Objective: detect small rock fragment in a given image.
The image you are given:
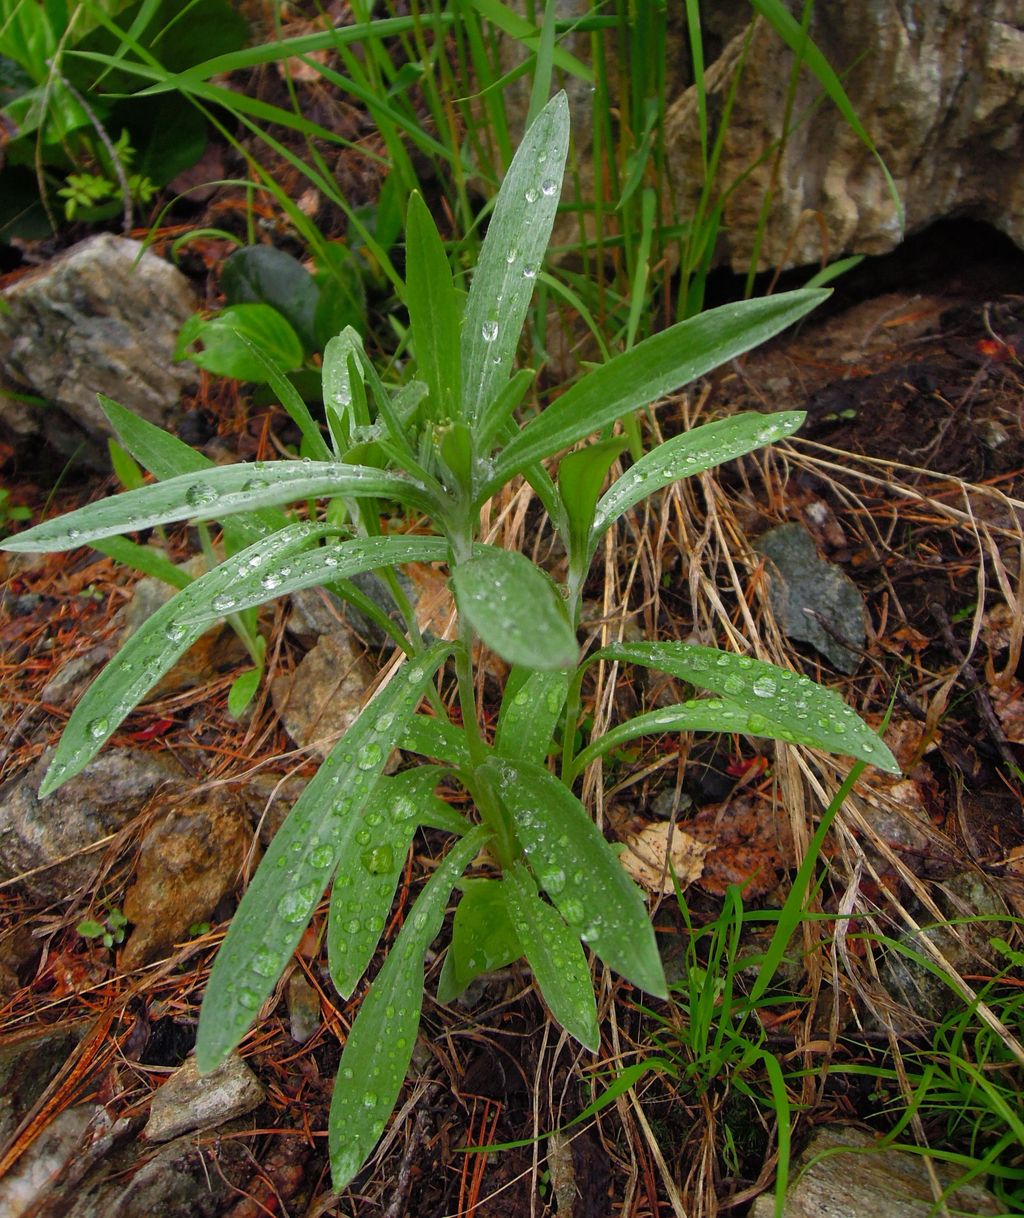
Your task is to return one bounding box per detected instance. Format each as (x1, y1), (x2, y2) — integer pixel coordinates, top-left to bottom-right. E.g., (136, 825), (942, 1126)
(287, 970), (322, 1044)
(270, 631), (374, 758)
(144, 1054), (264, 1144)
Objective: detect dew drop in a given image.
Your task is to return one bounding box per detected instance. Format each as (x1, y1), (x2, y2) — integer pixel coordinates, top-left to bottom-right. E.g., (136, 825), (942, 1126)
(540, 178), (558, 196)
(561, 897), (584, 924)
(752, 676), (776, 698)
(212, 593), (236, 613)
(374, 712), (394, 732)
(481, 320), (499, 343)
(361, 845), (394, 875)
(252, 947), (277, 978)
(522, 264), (538, 279)
(87, 716), (109, 740)
(363, 1092), (378, 1109)
(261, 572), (282, 591)
(746, 712), (768, 733)
(185, 481), (217, 508)
(505, 248), (518, 264)
(346, 917), (361, 933)
(165, 620), (187, 642)
(524, 186), (539, 203)
(357, 742), (382, 771)
(310, 844), (334, 869)
(238, 987), (260, 1010)
(723, 674), (744, 696)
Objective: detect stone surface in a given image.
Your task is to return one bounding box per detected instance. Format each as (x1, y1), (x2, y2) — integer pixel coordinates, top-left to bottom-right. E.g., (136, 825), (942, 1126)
(144, 1053), (264, 1143)
(755, 523), (866, 673)
(748, 1125), (1002, 1217)
(0, 749), (181, 900)
(287, 970), (322, 1044)
(0, 234), (196, 463)
(121, 787), (251, 968)
(270, 630), (374, 759)
(662, 0), (1024, 271)
(0, 1024), (83, 1144)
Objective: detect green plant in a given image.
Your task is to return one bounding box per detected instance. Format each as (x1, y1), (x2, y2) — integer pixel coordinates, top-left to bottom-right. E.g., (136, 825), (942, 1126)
(2, 94), (899, 1191)
(0, 487), (31, 537)
(77, 903), (128, 947)
(0, 0), (246, 239)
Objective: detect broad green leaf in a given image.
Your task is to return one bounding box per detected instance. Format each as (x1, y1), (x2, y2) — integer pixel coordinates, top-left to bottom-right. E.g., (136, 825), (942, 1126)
(2, 460), (436, 553)
(99, 394), (288, 548)
(591, 412), (805, 551)
(196, 642), (456, 1074)
(484, 290), (828, 495)
(329, 825), (489, 1191)
(462, 91), (569, 427)
(227, 668), (261, 717)
(494, 667), (569, 765)
(480, 756), (666, 998)
(328, 767), (439, 998)
(503, 863), (599, 1051)
(558, 436), (628, 570)
(179, 535), (449, 626)
(436, 878), (522, 1003)
(399, 714), (473, 767)
(176, 303), (304, 381)
(590, 642), (899, 774)
(39, 522), (329, 795)
(220, 245), (320, 351)
(406, 191), (461, 419)
(451, 547), (577, 671)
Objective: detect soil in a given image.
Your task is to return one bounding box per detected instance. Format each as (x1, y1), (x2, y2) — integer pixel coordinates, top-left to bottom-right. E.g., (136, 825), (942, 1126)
(1, 166), (1023, 1218)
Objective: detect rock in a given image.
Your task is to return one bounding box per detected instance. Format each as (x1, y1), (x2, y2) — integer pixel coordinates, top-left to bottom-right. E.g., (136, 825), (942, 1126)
(879, 870), (1010, 1025)
(748, 1124), (1002, 1217)
(121, 787), (251, 968)
(663, 1), (1024, 271)
(270, 630), (374, 759)
(0, 235), (196, 465)
(239, 771), (308, 846)
(288, 568), (418, 650)
(755, 522), (866, 673)
(286, 970), (322, 1044)
(0, 1103), (126, 1218)
(0, 749), (181, 901)
(0, 1023), (84, 1144)
(144, 1054), (264, 1144)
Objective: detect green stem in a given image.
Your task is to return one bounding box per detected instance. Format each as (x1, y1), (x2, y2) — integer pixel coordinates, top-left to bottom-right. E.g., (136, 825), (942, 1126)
(560, 664), (586, 786)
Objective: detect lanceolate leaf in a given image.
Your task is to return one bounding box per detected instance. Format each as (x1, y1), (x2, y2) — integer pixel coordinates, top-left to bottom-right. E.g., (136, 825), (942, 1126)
(436, 878), (523, 1004)
(406, 191), (461, 419)
(399, 714), (473, 767)
(329, 767), (446, 998)
(588, 642), (900, 774)
(484, 290), (828, 495)
(40, 522), (330, 796)
(480, 756), (667, 999)
(494, 667), (570, 765)
(462, 91), (569, 427)
(180, 535), (449, 626)
(591, 412), (805, 550)
(451, 547), (577, 671)
(3, 461), (436, 552)
(196, 642), (455, 1074)
(329, 825), (490, 1191)
(99, 394), (287, 547)
(558, 436), (628, 571)
(504, 864), (599, 1051)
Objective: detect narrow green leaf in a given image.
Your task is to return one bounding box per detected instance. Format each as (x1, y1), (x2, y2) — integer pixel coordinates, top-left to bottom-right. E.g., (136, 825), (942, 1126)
(451, 547), (577, 671)
(436, 878), (522, 1003)
(504, 863), (599, 1051)
(485, 291), (828, 493)
(406, 191), (461, 419)
(495, 667), (569, 765)
(227, 668), (261, 718)
(558, 436), (628, 568)
(590, 642), (899, 774)
(399, 714), (474, 767)
(2, 461), (436, 553)
(108, 438), (145, 491)
(40, 522), (329, 795)
(99, 394), (288, 548)
(233, 333), (334, 461)
(480, 756), (667, 999)
(178, 304), (305, 381)
(196, 642), (456, 1074)
(91, 537), (192, 590)
(592, 412), (805, 547)
(328, 767), (442, 998)
(180, 535), (449, 627)
(462, 91), (569, 426)
(329, 825), (490, 1191)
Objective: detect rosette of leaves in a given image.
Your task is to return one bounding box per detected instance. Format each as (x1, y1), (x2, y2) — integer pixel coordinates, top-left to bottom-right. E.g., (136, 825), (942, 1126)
(3, 93), (898, 1191)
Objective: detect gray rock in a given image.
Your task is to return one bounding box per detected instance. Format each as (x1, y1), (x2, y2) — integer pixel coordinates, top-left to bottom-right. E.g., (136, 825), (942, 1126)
(144, 1054), (264, 1144)
(880, 870), (1010, 1025)
(0, 235), (196, 464)
(0, 749), (181, 900)
(0, 1023), (83, 1144)
(270, 630), (374, 759)
(662, 0), (1024, 271)
(755, 523), (865, 673)
(287, 970), (322, 1044)
(288, 568), (418, 650)
(749, 1124), (1002, 1217)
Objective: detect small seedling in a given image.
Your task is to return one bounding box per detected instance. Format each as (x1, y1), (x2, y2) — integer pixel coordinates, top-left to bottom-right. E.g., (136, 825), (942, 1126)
(3, 94), (898, 1191)
(77, 905), (128, 949)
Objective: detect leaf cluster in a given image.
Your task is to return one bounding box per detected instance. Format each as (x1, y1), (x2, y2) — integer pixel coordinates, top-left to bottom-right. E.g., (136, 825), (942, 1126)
(2, 93), (898, 1191)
